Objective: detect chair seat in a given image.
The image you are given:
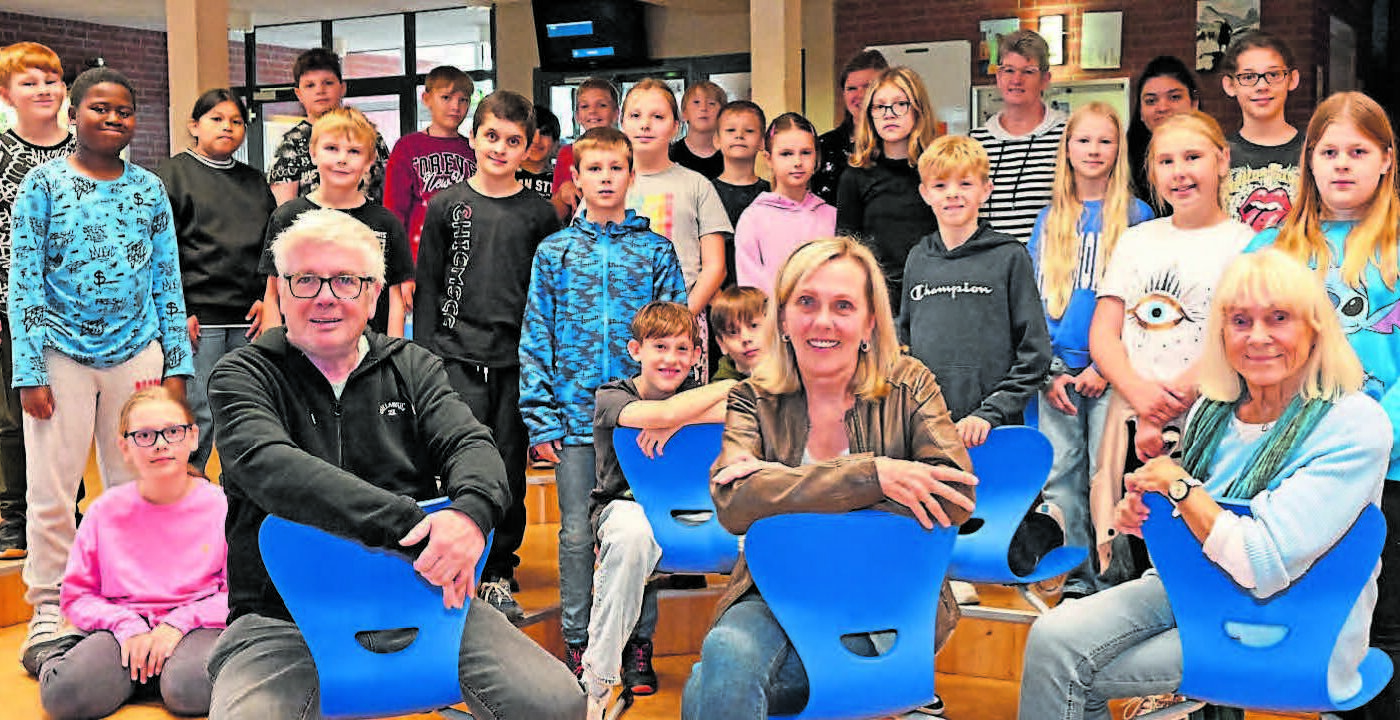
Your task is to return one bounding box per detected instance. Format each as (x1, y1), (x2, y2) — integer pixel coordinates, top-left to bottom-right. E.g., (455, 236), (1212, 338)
(948, 426), (1089, 585)
(745, 510), (957, 719)
(613, 423), (739, 574)
(1142, 493), (1392, 711)
(259, 497), (491, 718)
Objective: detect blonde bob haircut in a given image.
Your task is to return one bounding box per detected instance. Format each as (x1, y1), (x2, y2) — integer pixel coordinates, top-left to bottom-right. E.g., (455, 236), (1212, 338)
(1197, 249), (1363, 403)
(1145, 110), (1230, 213)
(310, 107), (379, 161)
(751, 237), (900, 401)
(271, 208), (387, 284)
(850, 66), (937, 170)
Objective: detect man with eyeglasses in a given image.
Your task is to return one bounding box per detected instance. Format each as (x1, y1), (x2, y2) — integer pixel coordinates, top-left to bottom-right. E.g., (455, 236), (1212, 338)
(969, 29), (1065, 244)
(1220, 31), (1303, 232)
(204, 209), (585, 719)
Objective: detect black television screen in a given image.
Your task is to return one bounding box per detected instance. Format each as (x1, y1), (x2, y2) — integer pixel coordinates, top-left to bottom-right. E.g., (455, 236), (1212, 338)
(532, 0), (649, 69)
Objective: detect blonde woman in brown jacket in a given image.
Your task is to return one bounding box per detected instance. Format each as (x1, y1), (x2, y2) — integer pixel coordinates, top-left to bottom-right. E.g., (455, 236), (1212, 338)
(680, 237), (978, 719)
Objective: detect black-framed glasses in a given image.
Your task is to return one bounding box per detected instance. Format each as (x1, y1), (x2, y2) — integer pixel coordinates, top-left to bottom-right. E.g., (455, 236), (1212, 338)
(124, 424), (192, 447)
(872, 100), (912, 118)
(283, 273), (375, 300)
(1230, 70), (1289, 87)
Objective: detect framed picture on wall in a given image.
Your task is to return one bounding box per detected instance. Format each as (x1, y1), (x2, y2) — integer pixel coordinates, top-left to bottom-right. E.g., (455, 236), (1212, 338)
(1039, 15), (1065, 66)
(1081, 12), (1123, 69)
(979, 18), (1022, 76)
(1196, 0), (1260, 72)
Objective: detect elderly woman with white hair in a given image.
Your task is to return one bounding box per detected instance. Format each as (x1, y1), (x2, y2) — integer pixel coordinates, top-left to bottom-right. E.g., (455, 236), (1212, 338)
(1019, 248), (1392, 720)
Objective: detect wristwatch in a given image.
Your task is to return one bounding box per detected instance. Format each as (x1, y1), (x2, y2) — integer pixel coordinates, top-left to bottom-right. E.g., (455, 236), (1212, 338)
(1167, 476), (1203, 509)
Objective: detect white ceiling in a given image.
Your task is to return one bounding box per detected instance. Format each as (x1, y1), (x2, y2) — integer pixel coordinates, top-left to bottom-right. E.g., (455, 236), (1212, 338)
(1, 0), (495, 31)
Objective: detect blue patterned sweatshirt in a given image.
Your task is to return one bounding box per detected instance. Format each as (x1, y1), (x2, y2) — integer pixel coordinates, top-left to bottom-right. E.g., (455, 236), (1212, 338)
(519, 210), (687, 447)
(1248, 222), (1400, 481)
(8, 159), (195, 386)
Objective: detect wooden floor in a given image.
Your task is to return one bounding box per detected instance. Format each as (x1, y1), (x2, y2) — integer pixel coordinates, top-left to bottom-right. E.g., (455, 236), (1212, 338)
(0, 456), (1320, 720)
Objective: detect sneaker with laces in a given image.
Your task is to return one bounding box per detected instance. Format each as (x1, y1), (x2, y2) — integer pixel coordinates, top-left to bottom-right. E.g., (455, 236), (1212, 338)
(0, 518), (25, 559)
(19, 605), (80, 676)
(1122, 693), (1189, 717)
(478, 577), (526, 626)
(565, 642), (586, 681)
(911, 694), (945, 716)
(621, 638), (657, 696)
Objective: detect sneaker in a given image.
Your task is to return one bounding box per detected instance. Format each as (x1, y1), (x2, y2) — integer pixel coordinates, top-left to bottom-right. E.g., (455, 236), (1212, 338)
(478, 577), (526, 626)
(911, 694), (945, 715)
(1122, 693), (1188, 717)
(19, 605), (79, 676)
(565, 642), (586, 681)
(0, 518), (25, 559)
(951, 580), (980, 606)
(621, 638), (658, 696)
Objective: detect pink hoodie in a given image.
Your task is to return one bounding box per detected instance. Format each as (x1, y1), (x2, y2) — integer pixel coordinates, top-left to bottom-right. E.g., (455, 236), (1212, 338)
(734, 191), (837, 295)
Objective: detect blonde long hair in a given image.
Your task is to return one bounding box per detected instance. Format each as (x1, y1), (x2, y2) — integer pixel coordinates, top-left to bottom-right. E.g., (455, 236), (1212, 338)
(849, 66), (937, 170)
(751, 237), (900, 400)
(1039, 102), (1134, 319)
(1146, 110), (1230, 213)
(1271, 91), (1400, 289)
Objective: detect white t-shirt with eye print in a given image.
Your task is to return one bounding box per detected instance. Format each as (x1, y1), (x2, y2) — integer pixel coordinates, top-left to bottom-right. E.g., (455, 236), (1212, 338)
(1098, 216), (1253, 382)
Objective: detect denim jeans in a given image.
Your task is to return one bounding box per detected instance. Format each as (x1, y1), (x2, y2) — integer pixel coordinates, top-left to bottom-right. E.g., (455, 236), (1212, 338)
(555, 445), (597, 644)
(681, 592), (809, 719)
(190, 327), (250, 472)
(207, 606), (584, 720)
(583, 500), (662, 689)
(40, 628), (219, 718)
(1018, 572), (1182, 720)
(1038, 385), (1113, 595)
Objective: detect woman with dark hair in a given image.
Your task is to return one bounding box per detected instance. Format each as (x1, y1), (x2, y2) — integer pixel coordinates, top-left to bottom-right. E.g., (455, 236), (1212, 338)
(1127, 56), (1200, 207)
(811, 49), (888, 204)
(155, 88), (277, 473)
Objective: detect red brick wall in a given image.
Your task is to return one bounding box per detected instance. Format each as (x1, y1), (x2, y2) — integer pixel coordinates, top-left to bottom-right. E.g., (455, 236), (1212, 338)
(834, 0), (1375, 135)
(0, 10), (168, 168)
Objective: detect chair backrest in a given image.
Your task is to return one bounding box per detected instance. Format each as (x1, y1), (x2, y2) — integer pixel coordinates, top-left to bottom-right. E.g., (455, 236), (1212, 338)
(948, 425), (1087, 584)
(1142, 492), (1392, 711)
(744, 510), (958, 719)
(259, 498), (491, 718)
(613, 423), (739, 573)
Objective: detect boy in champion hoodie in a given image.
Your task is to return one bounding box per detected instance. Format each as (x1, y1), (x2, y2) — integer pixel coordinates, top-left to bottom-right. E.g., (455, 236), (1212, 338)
(968, 29), (1065, 243)
(900, 134), (1059, 588)
(518, 127), (686, 676)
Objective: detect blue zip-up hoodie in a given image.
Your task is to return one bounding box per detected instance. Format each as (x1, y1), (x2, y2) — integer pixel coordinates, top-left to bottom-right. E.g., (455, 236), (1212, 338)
(519, 210), (687, 447)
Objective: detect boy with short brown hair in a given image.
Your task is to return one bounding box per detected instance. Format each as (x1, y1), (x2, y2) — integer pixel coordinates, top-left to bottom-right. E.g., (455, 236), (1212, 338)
(708, 286), (767, 380)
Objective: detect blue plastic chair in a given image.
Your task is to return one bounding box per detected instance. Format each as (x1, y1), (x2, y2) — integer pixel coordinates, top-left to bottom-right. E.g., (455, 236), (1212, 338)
(948, 425), (1088, 585)
(1142, 493), (1393, 712)
(744, 510), (958, 719)
(613, 423), (739, 573)
(259, 497), (492, 719)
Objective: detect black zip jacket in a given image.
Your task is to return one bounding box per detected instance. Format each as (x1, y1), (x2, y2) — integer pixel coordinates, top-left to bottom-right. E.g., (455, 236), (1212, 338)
(209, 328), (509, 622)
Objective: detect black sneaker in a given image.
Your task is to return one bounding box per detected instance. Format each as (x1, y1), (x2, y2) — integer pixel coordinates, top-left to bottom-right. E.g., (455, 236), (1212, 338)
(565, 641), (586, 681)
(621, 638), (657, 696)
(478, 578), (526, 626)
(0, 518), (25, 559)
(913, 694), (945, 716)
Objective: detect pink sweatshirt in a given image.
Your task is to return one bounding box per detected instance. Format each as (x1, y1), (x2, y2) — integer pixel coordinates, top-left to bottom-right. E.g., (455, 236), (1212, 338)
(734, 191), (836, 295)
(60, 480), (229, 642)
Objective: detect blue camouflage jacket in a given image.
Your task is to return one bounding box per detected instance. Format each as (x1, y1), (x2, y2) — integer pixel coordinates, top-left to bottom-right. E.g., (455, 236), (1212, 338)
(519, 210), (687, 447)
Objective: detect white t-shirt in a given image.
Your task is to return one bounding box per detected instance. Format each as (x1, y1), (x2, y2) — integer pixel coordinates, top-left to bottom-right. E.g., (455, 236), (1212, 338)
(1098, 216), (1253, 382)
(626, 163), (732, 291)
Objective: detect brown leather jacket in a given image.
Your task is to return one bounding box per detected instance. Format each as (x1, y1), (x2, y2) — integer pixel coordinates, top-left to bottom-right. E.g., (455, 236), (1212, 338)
(709, 355), (975, 642)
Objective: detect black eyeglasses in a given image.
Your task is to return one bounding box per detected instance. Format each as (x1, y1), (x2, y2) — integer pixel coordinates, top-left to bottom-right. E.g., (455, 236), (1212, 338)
(1230, 70), (1290, 87)
(283, 273), (375, 300)
(872, 100), (912, 118)
(124, 424), (192, 447)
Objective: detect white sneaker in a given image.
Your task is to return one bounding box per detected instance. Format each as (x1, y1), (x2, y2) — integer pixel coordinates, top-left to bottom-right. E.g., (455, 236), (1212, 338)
(19, 604), (81, 675)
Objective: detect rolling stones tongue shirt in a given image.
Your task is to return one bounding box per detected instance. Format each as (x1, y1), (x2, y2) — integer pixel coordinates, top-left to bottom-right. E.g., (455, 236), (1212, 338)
(1098, 217), (1253, 384)
(1225, 131), (1304, 232)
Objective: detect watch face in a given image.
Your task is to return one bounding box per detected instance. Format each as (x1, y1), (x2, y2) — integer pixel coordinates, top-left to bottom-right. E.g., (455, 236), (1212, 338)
(1169, 478), (1189, 502)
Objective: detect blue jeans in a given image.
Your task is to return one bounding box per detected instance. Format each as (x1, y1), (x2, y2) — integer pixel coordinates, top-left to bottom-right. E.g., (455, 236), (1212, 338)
(681, 593), (809, 719)
(207, 607), (584, 719)
(190, 327), (250, 472)
(1018, 572), (1183, 720)
(1038, 385), (1113, 595)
